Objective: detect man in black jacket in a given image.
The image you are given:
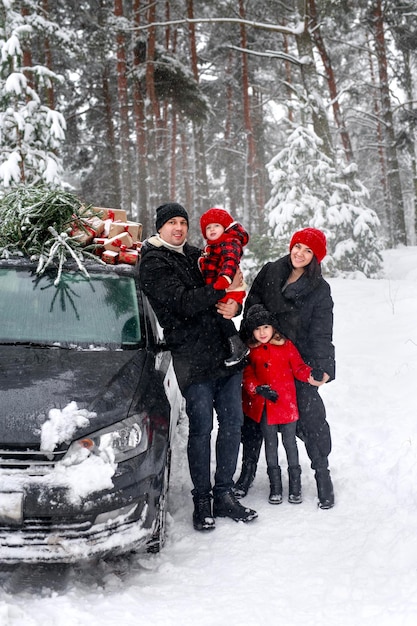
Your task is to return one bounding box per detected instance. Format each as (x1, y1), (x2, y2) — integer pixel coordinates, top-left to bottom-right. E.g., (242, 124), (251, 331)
(139, 203), (257, 531)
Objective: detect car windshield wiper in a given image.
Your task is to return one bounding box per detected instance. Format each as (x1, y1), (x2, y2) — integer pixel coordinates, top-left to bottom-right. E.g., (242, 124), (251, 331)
(0, 340), (72, 349)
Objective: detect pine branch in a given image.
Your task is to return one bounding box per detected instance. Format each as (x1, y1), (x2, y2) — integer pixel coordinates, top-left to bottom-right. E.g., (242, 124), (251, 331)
(0, 185), (100, 285)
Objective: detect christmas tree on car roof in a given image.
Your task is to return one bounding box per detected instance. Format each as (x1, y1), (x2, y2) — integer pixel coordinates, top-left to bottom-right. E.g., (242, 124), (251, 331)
(0, 185), (142, 285)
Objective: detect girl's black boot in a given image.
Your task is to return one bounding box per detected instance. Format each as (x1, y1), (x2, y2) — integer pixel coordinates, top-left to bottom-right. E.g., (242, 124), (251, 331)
(267, 466), (282, 504)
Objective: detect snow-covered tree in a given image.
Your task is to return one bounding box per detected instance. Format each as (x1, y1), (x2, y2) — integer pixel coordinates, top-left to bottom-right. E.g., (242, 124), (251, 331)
(0, 1), (66, 190)
(265, 123), (383, 278)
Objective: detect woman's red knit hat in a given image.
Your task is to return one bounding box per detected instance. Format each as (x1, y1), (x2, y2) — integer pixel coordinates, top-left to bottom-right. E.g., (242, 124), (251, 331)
(200, 207), (234, 237)
(289, 228), (327, 263)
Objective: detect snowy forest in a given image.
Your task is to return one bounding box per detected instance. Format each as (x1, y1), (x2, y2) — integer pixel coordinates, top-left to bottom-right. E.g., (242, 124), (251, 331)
(0, 0), (416, 277)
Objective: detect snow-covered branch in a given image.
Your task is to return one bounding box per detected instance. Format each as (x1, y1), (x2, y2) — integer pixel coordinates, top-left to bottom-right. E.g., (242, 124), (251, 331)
(132, 16), (304, 37)
(227, 45), (303, 66)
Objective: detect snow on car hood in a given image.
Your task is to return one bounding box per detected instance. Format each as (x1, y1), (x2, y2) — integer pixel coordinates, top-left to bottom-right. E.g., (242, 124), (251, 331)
(0, 345), (145, 446)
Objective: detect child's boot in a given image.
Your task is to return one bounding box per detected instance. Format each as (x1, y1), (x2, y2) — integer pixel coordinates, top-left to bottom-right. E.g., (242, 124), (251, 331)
(288, 465), (302, 504)
(224, 335), (249, 367)
(267, 466), (282, 504)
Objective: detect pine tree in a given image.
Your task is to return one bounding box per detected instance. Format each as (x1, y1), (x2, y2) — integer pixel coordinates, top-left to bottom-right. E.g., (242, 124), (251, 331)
(265, 122), (383, 278)
(0, 2), (66, 190)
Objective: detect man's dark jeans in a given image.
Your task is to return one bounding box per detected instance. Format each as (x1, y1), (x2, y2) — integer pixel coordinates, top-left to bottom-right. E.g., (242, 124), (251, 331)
(183, 372), (243, 498)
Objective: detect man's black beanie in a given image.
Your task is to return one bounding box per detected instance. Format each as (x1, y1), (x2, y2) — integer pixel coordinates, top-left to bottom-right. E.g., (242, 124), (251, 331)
(155, 203), (189, 231)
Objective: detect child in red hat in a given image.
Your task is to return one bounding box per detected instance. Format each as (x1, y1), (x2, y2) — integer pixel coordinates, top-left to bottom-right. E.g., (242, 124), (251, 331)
(199, 207), (249, 366)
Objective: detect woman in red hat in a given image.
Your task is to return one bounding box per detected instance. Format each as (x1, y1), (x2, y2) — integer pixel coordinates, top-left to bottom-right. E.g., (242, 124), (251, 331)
(234, 227), (336, 509)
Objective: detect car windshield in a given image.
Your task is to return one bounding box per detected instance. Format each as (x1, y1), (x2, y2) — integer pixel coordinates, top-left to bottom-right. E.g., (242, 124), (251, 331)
(0, 268), (141, 349)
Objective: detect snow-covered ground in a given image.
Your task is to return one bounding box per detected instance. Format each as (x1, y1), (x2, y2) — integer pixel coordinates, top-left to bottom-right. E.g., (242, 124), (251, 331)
(1, 247), (417, 626)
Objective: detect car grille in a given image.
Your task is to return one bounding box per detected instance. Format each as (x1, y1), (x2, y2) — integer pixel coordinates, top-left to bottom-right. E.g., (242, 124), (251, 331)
(0, 502), (148, 563)
(0, 518), (92, 535)
(0, 447), (66, 471)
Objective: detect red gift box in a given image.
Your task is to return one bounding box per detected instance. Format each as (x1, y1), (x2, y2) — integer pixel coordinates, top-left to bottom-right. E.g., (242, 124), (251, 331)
(104, 232), (133, 251)
(83, 216), (105, 236)
(70, 224), (95, 245)
(70, 215), (106, 244)
(108, 221), (142, 242)
(102, 250), (119, 265)
(119, 248), (139, 265)
(92, 237), (106, 257)
(93, 207), (127, 222)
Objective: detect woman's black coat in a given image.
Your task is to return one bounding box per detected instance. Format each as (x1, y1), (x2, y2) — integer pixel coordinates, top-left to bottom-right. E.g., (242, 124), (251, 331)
(244, 254), (335, 380)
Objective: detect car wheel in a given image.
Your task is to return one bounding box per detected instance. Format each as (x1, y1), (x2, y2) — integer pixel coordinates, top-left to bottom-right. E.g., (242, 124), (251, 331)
(147, 447), (171, 554)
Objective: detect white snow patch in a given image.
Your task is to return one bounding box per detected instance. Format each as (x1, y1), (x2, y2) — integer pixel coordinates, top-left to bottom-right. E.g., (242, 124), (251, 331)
(40, 401), (96, 453)
(1, 249), (417, 625)
(52, 452), (116, 504)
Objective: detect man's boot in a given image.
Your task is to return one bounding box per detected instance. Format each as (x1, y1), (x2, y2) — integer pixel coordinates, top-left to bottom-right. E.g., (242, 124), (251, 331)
(288, 465), (302, 504)
(267, 466), (282, 504)
(233, 461), (257, 499)
(213, 491), (258, 522)
(315, 468), (334, 509)
(224, 335), (249, 367)
(192, 493), (215, 531)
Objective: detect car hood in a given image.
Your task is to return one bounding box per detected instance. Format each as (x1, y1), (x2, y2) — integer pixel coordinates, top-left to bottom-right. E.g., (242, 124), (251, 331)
(0, 346), (147, 446)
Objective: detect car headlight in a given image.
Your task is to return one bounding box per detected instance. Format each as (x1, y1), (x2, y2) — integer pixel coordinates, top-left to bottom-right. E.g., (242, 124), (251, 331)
(64, 414), (150, 465)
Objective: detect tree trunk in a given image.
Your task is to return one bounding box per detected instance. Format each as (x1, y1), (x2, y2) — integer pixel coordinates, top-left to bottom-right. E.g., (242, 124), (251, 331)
(132, 0), (149, 230)
(295, 0), (334, 160)
(366, 32), (388, 232)
(308, 0), (353, 162)
(42, 0), (54, 109)
(114, 0), (133, 215)
(251, 85), (267, 230)
(397, 45), (417, 244)
(186, 0), (208, 216)
(238, 0), (264, 227)
(224, 49), (238, 216)
(102, 62), (121, 208)
(145, 1), (160, 212)
(370, 0), (406, 246)
(20, 5), (33, 92)
(282, 24), (294, 123)
(180, 127), (193, 218)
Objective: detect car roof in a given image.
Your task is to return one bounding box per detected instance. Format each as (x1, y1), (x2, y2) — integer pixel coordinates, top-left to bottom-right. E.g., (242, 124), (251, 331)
(0, 256), (139, 279)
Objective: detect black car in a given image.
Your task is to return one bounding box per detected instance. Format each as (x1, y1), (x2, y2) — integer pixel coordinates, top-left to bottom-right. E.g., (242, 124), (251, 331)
(0, 257), (182, 563)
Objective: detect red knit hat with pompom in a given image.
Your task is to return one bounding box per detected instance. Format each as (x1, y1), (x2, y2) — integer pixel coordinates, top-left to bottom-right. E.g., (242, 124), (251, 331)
(289, 228), (327, 263)
(200, 208), (234, 237)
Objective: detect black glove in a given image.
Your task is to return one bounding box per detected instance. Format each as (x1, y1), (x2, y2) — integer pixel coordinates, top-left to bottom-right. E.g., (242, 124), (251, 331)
(311, 368), (324, 382)
(256, 385), (278, 403)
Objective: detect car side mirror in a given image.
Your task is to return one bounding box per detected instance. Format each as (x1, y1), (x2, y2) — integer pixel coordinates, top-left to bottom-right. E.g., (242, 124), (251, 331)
(121, 316), (140, 346)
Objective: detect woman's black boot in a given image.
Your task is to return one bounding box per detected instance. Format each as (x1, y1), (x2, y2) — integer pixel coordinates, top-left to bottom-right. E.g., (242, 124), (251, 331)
(288, 465), (302, 504)
(315, 468), (334, 509)
(234, 417), (263, 498)
(233, 462), (257, 498)
(267, 466), (282, 504)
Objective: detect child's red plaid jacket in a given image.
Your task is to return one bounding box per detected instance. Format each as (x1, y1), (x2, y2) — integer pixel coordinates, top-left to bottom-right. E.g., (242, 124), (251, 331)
(199, 222), (249, 299)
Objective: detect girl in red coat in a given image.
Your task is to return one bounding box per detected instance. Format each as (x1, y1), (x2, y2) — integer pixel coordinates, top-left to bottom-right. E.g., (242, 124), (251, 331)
(199, 207), (249, 367)
(241, 304), (324, 504)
